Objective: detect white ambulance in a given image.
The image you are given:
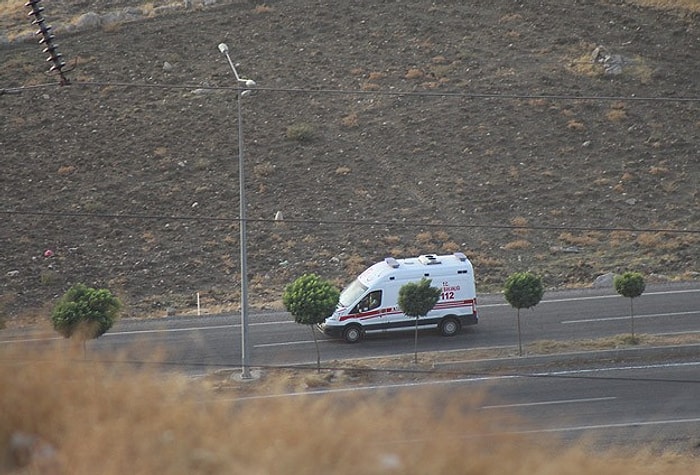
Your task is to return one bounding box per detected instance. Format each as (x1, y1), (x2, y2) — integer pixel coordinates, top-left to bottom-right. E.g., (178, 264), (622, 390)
(319, 252), (478, 343)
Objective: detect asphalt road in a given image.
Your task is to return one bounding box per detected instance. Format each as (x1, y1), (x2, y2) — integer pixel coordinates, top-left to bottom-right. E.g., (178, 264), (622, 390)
(82, 281), (700, 369)
(472, 361), (700, 450)
(3, 282), (697, 368)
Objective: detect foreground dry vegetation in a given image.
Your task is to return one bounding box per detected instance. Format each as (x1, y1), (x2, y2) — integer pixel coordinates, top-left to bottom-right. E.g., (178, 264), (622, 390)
(1, 345), (698, 474)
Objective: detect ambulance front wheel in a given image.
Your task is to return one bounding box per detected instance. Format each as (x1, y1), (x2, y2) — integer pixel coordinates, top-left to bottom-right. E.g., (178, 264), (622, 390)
(439, 317), (461, 337)
(343, 324), (363, 343)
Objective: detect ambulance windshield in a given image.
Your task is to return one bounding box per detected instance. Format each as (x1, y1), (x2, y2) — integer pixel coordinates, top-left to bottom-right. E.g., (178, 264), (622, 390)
(338, 279), (368, 307)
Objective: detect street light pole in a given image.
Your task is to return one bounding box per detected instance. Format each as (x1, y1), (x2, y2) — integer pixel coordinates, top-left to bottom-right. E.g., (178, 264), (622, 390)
(218, 43), (256, 379)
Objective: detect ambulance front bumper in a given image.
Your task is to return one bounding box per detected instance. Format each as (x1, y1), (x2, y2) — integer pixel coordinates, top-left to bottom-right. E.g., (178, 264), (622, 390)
(317, 321), (343, 338)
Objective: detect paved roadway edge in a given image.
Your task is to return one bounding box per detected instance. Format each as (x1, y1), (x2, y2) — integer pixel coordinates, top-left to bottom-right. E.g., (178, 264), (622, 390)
(432, 343), (700, 373)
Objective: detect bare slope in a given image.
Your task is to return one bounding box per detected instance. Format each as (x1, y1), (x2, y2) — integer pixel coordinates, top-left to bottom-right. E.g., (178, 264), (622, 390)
(1, 0), (698, 322)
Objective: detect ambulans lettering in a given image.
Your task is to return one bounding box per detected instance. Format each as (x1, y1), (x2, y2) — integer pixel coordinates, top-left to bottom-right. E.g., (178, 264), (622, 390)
(441, 282), (460, 300)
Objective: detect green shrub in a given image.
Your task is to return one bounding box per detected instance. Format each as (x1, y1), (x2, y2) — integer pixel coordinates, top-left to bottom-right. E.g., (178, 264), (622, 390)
(51, 283), (121, 341)
(286, 123), (314, 142)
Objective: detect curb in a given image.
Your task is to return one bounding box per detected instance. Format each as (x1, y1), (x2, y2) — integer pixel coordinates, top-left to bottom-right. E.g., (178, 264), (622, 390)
(433, 343), (700, 373)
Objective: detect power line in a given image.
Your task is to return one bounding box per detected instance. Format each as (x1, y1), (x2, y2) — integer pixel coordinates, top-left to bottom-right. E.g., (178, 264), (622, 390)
(2, 79), (700, 103)
(2, 209), (698, 234)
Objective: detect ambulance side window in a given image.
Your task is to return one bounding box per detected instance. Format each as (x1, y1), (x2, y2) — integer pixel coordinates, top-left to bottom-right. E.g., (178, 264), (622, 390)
(367, 290), (381, 310)
(352, 290), (382, 313)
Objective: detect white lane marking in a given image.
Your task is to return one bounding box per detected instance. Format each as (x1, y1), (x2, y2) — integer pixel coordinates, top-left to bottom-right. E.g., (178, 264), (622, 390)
(481, 397), (616, 410)
(255, 339), (318, 348)
(0, 320), (291, 344)
(509, 417), (700, 435)
(479, 288), (700, 308)
(106, 324), (235, 336)
(104, 320), (287, 337)
(535, 360), (700, 377)
(0, 336), (62, 344)
(562, 310), (700, 324)
(655, 330), (700, 336)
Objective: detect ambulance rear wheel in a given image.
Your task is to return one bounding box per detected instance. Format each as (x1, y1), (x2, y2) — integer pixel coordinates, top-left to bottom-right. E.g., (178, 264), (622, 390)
(440, 317), (460, 337)
(343, 324), (363, 343)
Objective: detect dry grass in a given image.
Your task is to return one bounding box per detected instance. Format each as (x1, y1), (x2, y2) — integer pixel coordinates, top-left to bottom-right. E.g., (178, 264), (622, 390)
(341, 112), (359, 128)
(415, 231), (433, 245)
(1, 344), (699, 474)
(383, 235), (402, 246)
(503, 239), (531, 250)
(344, 254), (368, 276)
(253, 4), (274, 14)
(567, 119), (586, 131)
(335, 165), (351, 175)
(405, 68), (423, 79)
(440, 241), (460, 253)
(253, 161), (275, 178)
(529, 333), (700, 354)
(559, 231), (602, 247)
(606, 107), (628, 122)
(627, 0), (700, 12)
(0, 0), (24, 28)
(57, 165), (76, 176)
(635, 231), (687, 251)
(567, 52), (603, 77)
(511, 216), (530, 237)
(360, 82), (381, 91)
(471, 254), (505, 269)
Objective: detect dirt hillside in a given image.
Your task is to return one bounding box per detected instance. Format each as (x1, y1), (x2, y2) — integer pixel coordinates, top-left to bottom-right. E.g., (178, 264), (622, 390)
(1, 0), (698, 323)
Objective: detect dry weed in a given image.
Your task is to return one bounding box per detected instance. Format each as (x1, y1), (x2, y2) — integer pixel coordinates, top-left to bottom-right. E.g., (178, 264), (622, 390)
(433, 230), (450, 242)
(471, 254), (505, 268)
(440, 241), (460, 253)
(567, 119), (586, 131)
(503, 239), (531, 250)
(341, 113), (359, 128)
(254, 4), (274, 13)
(567, 53), (604, 77)
(344, 254), (367, 276)
(628, 0), (700, 12)
(253, 162), (275, 178)
(405, 68), (423, 79)
(415, 231), (433, 245)
(2, 344), (698, 474)
(610, 230), (634, 247)
(559, 232), (601, 247)
(606, 108), (627, 122)
(57, 165), (76, 176)
(648, 165), (669, 176)
(361, 82), (381, 91)
(511, 216), (530, 236)
(499, 13), (523, 22)
(661, 180), (679, 193)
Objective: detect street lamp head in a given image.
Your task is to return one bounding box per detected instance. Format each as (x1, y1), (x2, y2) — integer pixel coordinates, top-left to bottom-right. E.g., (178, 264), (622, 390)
(244, 79), (256, 87)
(218, 43), (229, 54)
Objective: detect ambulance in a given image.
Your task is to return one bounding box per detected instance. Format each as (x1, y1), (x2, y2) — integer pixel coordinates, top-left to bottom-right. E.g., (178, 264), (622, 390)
(319, 252), (478, 343)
